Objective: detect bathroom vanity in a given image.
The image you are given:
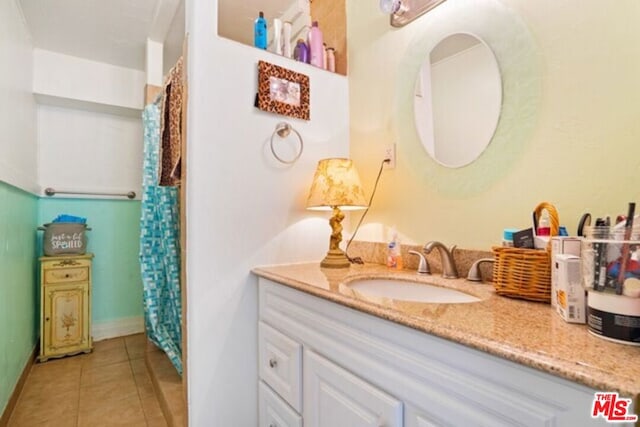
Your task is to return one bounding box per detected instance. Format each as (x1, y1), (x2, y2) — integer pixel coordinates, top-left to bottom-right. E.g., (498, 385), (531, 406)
(253, 263), (639, 427)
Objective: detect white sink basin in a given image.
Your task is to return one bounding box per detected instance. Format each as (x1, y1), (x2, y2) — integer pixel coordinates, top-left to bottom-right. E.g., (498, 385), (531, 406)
(347, 279), (481, 304)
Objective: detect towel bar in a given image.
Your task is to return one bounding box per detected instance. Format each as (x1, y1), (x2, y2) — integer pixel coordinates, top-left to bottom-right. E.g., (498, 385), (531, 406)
(44, 187), (136, 199)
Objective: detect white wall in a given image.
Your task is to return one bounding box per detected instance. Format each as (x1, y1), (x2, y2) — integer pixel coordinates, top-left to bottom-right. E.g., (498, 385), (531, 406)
(33, 49), (145, 114)
(186, 0), (350, 424)
(31, 49), (145, 198)
(0, 0), (37, 192)
(37, 105), (143, 197)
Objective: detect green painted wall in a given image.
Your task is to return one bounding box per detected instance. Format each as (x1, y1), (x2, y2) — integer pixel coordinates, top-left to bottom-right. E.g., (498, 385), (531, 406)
(38, 198), (143, 324)
(0, 182), (38, 416)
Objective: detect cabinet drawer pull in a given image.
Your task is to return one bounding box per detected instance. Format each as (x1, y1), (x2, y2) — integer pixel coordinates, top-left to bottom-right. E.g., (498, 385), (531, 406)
(269, 358), (278, 368)
(269, 424), (278, 427)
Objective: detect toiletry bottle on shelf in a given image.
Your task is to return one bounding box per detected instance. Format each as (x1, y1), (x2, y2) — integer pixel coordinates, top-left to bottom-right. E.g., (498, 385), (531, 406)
(293, 39), (309, 63)
(254, 12), (267, 49)
(283, 21), (292, 58)
(326, 47), (336, 72)
(308, 21), (324, 68)
(273, 18), (283, 55)
(322, 43), (328, 69)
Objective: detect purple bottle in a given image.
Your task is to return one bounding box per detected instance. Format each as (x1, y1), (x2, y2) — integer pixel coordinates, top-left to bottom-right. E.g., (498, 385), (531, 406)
(293, 39), (309, 64)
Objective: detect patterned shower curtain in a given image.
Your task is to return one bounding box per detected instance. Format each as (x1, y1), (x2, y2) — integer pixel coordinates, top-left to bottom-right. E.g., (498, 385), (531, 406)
(139, 103), (182, 374)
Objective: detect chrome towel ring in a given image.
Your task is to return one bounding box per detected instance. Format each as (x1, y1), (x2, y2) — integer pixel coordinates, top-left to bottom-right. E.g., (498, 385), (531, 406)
(270, 122), (303, 164)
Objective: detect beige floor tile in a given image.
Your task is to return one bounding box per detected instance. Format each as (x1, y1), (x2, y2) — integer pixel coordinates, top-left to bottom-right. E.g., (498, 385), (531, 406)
(133, 369), (156, 399)
(146, 415), (169, 427)
(81, 341), (129, 369)
(124, 334), (147, 360)
(146, 340), (161, 353)
(81, 360), (133, 388)
(130, 358), (148, 376)
(93, 337), (125, 351)
(8, 418), (77, 427)
(31, 356), (83, 379)
(140, 395), (165, 419)
(8, 334), (176, 427)
(78, 392), (146, 427)
(21, 363), (81, 399)
(80, 377), (139, 404)
(8, 386), (79, 427)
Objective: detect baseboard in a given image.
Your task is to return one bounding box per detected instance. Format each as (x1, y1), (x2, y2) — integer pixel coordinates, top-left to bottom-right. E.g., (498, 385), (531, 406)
(0, 344), (37, 427)
(92, 316), (144, 341)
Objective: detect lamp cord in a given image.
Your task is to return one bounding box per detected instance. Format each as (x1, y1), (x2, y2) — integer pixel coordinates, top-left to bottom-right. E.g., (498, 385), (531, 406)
(345, 159), (390, 264)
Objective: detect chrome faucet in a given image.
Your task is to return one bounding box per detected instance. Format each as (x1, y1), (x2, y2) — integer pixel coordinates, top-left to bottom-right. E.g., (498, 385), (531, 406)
(423, 241), (459, 279)
(467, 258), (495, 282)
(408, 250), (430, 275)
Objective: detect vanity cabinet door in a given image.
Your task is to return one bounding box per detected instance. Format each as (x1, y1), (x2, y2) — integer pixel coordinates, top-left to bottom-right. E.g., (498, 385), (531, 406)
(304, 349), (403, 427)
(259, 381), (302, 427)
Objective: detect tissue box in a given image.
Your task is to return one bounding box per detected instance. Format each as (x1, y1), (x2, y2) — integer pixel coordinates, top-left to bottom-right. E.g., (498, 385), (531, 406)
(554, 254), (586, 323)
(550, 236), (582, 307)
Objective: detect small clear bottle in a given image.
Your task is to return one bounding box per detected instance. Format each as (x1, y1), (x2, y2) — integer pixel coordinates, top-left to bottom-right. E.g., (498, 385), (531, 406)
(387, 242), (397, 268)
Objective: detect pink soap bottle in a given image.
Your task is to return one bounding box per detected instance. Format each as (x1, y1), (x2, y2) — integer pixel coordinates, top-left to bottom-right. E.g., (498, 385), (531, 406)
(308, 21), (324, 68)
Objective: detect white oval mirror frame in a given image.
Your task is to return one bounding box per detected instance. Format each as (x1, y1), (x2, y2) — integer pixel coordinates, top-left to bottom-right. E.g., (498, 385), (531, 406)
(395, 0), (540, 197)
(413, 33), (502, 168)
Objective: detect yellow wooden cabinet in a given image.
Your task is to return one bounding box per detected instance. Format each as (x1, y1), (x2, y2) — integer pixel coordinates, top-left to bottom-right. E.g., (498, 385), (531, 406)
(39, 254), (94, 362)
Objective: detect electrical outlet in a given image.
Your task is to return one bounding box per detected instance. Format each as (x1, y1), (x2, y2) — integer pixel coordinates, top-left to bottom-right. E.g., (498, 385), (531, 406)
(384, 144), (396, 168)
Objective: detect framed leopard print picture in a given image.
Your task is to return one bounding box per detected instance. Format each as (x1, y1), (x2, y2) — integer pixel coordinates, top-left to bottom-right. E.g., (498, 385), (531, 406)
(257, 60), (310, 121)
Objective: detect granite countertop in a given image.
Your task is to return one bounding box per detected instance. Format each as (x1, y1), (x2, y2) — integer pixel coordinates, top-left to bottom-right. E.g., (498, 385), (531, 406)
(253, 262), (640, 399)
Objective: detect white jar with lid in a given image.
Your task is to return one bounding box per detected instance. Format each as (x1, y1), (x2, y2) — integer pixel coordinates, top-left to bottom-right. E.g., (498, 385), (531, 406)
(502, 228), (518, 247)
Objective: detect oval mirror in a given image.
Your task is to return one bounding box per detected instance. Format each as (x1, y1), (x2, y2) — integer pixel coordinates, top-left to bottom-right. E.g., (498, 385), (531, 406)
(413, 33), (502, 168)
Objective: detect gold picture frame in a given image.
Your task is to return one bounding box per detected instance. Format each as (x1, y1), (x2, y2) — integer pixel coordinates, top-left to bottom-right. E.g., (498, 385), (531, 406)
(257, 60), (310, 121)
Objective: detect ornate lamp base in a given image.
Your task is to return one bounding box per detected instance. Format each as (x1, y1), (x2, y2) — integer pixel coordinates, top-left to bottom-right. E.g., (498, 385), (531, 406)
(320, 248), (351, 269)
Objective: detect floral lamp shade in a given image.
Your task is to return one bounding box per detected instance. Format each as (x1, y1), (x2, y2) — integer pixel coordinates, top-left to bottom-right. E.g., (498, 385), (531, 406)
(306, 158), (368, 269)
(306, 158), (368, 210)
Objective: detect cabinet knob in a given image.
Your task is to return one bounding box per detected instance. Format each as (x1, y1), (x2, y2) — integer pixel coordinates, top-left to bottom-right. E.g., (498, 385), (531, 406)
(65, 274), (70, 278)
(45, 317), (50, 322)
(269, 358), (278, 368)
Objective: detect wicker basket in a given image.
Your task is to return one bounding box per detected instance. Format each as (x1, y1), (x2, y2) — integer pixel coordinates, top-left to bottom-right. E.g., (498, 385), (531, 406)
(492, 202), (559, 303)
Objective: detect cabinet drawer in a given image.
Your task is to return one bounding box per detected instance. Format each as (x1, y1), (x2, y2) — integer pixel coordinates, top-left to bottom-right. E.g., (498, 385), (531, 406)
(259, 322), (302, 412)
(44, 267), (89, 284)
(259, 381), (302, 427)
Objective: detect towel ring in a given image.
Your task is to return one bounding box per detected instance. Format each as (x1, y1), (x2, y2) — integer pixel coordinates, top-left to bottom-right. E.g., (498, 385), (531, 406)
(270, 122), (304, 164)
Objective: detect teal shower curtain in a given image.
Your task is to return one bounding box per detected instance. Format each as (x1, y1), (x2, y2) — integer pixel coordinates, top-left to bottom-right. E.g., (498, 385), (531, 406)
(139, 103), (182, 374)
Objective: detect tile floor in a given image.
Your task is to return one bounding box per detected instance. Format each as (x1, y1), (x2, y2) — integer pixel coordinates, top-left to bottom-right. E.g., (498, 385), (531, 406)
(8, 334), (167, 427)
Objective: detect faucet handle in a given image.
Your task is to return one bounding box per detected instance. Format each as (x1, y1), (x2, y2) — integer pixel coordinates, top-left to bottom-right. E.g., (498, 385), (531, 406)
(408, 250), (430, 275)
(467, 258), (495, 282)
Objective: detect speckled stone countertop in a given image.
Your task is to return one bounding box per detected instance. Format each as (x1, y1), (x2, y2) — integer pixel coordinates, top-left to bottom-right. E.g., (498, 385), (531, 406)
(252, 262), (640, 399)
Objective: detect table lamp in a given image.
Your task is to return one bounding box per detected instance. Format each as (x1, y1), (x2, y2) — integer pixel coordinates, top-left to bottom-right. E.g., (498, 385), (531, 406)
(307, 158), (368, 268)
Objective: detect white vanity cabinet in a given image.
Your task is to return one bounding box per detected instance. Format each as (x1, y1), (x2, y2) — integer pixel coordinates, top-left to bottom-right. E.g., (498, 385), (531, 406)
(304, 349), (403, 427)
(258, 277), (628, 427)
(258, 320), (400, 427)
